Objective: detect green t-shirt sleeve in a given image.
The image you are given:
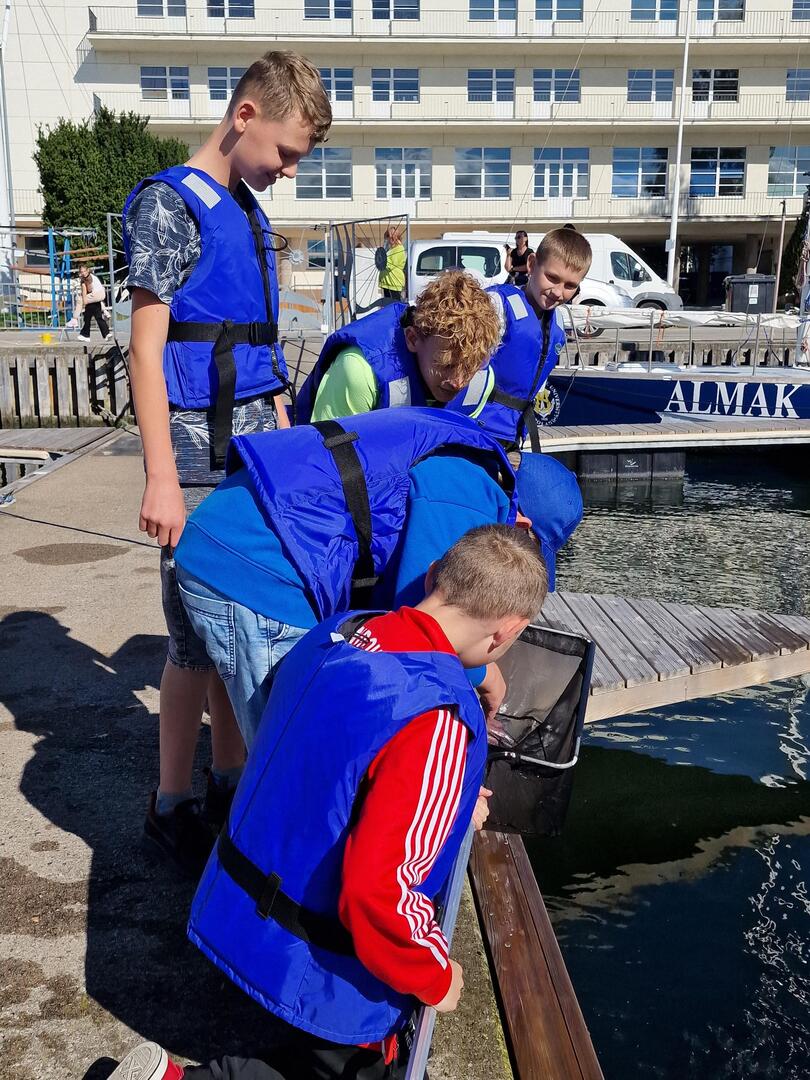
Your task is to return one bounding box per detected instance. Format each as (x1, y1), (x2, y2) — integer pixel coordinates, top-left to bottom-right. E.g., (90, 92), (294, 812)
(310, 346), (381, 421)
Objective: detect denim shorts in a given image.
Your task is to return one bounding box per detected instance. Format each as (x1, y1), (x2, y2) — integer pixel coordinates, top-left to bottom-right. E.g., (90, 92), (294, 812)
(175, 566), (308, 749)
(161, 397), (278, 670)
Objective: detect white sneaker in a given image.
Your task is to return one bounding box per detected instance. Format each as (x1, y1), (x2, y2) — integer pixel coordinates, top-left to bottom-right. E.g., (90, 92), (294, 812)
(108, 1041), (182, 1079)
(76, 333), (91, 342)
(105, 332), (113, 341)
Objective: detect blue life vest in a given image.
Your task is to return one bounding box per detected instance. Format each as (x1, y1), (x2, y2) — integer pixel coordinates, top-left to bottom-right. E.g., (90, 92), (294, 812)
(122, 165), (288, 466)
(449, 284), (566, 450)
(296, 303), (422, 423)
(188, 610), (488, 1045)
(226, 407), (517, 619)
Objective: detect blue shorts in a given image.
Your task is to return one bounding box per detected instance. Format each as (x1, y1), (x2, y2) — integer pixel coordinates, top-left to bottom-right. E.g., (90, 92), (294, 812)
(161, 397), (278, 670)
(175, 567), (308, 749)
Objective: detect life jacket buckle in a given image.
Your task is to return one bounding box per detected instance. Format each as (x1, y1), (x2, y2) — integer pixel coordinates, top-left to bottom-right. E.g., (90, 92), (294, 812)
(257, 871), (282, 920)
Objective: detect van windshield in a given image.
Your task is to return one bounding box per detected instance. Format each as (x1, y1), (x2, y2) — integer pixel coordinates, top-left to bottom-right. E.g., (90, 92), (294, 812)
(416, 246), (457, 275)
(458, 245), (502, 278)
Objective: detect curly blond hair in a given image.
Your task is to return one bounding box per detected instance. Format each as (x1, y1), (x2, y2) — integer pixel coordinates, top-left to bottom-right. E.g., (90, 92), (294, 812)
(411, 270), (501, 381)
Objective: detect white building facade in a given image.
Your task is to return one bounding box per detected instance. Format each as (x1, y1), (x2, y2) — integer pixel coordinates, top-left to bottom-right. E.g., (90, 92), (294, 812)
(5, 1), (810, 302)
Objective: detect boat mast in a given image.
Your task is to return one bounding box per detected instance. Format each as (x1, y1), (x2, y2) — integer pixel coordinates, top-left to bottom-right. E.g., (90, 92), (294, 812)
(797, 189), (810, 365)
(667, 0), (691, 289)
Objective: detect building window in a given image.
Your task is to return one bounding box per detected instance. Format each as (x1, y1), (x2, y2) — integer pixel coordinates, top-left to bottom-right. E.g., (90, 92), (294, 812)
(208, 66), (246, 101)
(786, 68), (810, 101)
(612, 147), (667, 197)
(536, 0), (583, 19)
(296, 147), (352, 199)
(140, 65), (189, 100)
(372, 68), (419, 103)
(304, 0), (352, 17)
(319, 67), (353, 103)
(533, 69), (581, 103)
(138, 1), (187, 15)
(697, 0), (744, 18)
(372, 0), (419, 16)
(794, 1), (810, 20)
(692, 69), (739, 103)
(630, 0), (677, 19)
(690, 147), (746, 197)
(307, 239), (327, 269)
(455, 148), (510, 199)
(470, 0), (516, 20)
(468, 69), (515, 103)
(207, 0), (255, 15)
(534, 148), (589, 198)
(627, 69), (674, 103)
(768, 146), (810, 196)
(375, 148), (432, 199)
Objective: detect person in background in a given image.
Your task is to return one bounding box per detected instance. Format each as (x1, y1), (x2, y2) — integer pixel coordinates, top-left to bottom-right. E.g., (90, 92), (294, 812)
(505, 230), (533, 288)
(378, 225), (407, 301)
(75, 264), (111, 342)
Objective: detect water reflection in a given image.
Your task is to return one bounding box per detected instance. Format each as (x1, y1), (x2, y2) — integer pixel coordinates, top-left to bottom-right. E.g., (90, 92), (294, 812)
(540, 452), (810, 1078)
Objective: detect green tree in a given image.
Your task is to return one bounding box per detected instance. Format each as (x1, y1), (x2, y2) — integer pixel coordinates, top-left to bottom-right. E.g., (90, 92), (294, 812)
(781, 199), (809, 300)
(34, 108), (188, 244)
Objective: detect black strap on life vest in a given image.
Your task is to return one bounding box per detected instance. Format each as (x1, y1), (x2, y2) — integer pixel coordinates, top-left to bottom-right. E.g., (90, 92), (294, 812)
(488, 309), (554, 454)
(166, 183), (285, 469)
(312, 419), (378, 609)
(217, 830), (356, 956)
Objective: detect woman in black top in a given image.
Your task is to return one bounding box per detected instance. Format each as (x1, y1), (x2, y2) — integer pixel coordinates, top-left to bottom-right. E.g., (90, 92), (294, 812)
(505, 230), (533, 287)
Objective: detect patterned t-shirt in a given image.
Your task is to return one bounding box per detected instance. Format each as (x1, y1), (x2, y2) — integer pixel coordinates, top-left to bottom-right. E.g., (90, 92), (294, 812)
(124, 182), (202, 302)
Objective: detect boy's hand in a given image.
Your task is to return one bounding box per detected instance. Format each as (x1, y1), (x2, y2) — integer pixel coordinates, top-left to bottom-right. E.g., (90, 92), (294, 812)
(140, 476), (186, 548)
(472, 786), (492, 831)
(434, 959), (464, 1013)
(477, 662), (507, 726)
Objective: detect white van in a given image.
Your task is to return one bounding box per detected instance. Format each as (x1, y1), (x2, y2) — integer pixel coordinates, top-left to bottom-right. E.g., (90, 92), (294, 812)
(409, 231), (682, 311)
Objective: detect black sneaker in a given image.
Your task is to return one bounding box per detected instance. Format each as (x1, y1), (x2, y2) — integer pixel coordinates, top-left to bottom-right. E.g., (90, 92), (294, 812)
(201, 768), (236, 833)
(142, 791), (215, 878)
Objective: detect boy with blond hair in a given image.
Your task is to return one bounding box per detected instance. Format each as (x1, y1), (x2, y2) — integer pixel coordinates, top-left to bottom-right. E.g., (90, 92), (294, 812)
(110, 524), (549, 1080)
(296, 269), (502, 423)
(450, 226), (593, 450)
(123, 51), (332, 873)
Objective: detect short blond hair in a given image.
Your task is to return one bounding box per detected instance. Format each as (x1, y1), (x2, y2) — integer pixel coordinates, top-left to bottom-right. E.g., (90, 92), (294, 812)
(411, 270), (501, 382)
(432, 525), (548, 621)
(536, 228), (592, 275)
(229, 51), (332, 143)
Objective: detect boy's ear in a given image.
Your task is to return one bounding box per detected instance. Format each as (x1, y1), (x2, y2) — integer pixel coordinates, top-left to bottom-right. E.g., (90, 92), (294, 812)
(490, 615), (529, 650)
(403, 325), (420, 353)
(526, 252), (536, 273)
(232, 99), (258, 131)
(423, 562), (437, 595)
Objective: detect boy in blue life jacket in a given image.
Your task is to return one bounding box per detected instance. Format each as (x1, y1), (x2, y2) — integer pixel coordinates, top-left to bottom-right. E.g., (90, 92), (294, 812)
(448, 227), (593, 452)
(123, 51), (332, 875)
(108, 525), (548, 1080)
(295, 269), (502, 424)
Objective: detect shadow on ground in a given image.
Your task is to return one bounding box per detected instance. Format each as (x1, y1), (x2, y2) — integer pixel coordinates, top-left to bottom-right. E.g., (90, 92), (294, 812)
(0, 610), (287, 1073)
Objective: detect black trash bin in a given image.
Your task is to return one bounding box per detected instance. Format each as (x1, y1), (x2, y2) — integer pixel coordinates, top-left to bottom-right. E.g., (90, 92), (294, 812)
(485, 623), (594, 838)
(724, 273), (775, 314)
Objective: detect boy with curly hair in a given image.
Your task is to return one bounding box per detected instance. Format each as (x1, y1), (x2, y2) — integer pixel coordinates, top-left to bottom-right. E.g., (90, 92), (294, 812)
(295, 269), (502, 423)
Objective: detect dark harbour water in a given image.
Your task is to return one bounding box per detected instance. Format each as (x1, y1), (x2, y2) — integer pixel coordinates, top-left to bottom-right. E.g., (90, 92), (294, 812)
(533, 452), (810, 1080)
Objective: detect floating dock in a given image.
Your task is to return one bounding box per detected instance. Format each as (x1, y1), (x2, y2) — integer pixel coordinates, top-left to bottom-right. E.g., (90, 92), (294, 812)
(536, 416), (810, 454)
(543, 591), (810, 723)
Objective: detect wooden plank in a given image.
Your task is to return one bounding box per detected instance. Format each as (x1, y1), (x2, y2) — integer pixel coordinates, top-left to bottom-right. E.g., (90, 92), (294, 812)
(661, 601), (752, 667)
(693, 604), (777, 662)
(592, 594), (691, 680)
(625, 597), (722, 673)
(15, 357), (34, 425)
(585, 647), (810, 724)
(504, 835), (604, 1080)
(34, 356), (55, 426)
(55, 355), (73, 425)
(732, 608), (810, 656)
(471, 830), (598, 1080)
(761, 611), (810, 646)
(541, 592), (625, 693)
(563, 591), (659, 687)
(74, 353), (92, 421)
(0, 356), (15, 427)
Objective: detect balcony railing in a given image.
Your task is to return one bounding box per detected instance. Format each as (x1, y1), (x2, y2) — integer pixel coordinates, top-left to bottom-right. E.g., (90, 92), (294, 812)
(258, 191), (805, 224)
(94, 88), (810, 126)
(87, 6), (810, 42)
(12, 190), (45, 219)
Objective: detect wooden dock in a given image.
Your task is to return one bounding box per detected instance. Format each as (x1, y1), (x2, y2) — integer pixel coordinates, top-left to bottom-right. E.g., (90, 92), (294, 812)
(0, 426), (120, 493)
(544, 591), (810, 723)
(535, 417), (810, 454)
(471, 831), (603, 1080)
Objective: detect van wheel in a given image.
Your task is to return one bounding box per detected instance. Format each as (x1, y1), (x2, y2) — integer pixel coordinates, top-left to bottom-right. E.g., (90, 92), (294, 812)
(574, 300), (604, 339)
(638, 300), (665, 310)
